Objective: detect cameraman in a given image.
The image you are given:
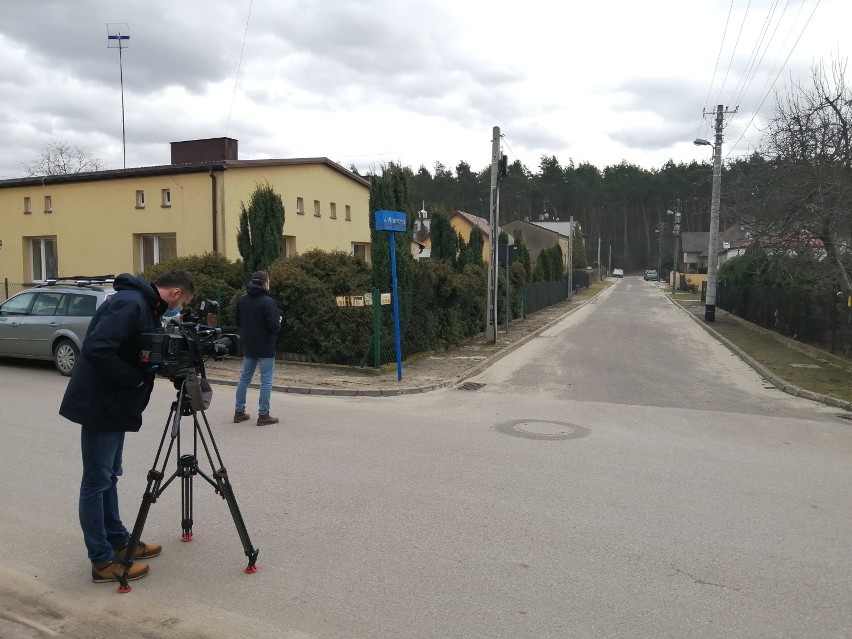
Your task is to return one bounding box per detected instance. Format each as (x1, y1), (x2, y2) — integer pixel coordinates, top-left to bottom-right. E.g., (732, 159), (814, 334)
(233, 270), (281, 426)
(60, 270), (196, 584)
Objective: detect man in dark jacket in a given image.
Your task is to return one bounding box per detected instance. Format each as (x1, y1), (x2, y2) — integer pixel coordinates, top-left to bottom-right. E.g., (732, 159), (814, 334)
(233, 270), (281, 426)
(60, 270), (195, 584)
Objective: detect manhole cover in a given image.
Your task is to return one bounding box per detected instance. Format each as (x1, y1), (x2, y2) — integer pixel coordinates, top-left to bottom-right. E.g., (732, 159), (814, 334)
(494, 419), (590, 441)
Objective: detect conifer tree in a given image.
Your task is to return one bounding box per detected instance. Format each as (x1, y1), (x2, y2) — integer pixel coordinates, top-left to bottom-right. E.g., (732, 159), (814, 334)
(237, 181), (285, 276)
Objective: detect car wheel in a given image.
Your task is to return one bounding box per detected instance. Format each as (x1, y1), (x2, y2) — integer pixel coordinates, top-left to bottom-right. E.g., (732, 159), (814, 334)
(54, 339), (79, 376)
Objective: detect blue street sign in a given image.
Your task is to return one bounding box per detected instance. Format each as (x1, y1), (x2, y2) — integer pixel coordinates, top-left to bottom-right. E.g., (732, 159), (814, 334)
(374, 210), (407, 233)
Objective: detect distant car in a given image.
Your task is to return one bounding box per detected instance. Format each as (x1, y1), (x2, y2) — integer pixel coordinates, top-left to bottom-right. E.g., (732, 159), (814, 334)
(0, 278), (112, 375)
(612, 268), (624, 278)
(644, 269), (660, 281)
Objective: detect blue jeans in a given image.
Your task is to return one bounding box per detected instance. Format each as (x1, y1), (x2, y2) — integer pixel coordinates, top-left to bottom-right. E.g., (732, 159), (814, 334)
(79, 429), (131, 564)
(234, 357), (275, 415)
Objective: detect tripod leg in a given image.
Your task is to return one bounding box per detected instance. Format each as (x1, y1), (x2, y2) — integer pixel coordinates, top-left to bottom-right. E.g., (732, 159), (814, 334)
(213, 468), (260, 573)
(117, 467), (164, 593)
(179, 454), (196, 541)
(192, 409), (260, 573)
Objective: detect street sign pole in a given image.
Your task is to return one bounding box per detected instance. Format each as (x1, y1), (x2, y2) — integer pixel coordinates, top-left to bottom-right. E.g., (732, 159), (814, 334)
(374, 210), (407, 381)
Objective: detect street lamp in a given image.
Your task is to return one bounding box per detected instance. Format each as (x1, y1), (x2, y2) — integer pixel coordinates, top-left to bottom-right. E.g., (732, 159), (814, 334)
(694, 108), (723, 322)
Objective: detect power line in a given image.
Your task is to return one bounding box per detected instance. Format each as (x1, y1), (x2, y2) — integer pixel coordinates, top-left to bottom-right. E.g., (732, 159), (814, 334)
(727, 0), (781, 107)
(714, 0), (753, 108)
(225, 0), (254, 137)
(703, 0), (737, 111)
(731, 0), (794, 110)
(726, 0), (822, 159)
(733, 0), (809, 119)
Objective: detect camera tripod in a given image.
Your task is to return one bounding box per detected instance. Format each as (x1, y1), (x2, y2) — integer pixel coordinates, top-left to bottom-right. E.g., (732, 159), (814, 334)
(115, 373), (259, 592)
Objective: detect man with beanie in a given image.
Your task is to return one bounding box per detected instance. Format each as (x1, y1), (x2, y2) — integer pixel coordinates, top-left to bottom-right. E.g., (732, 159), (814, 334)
(233, 270), (282, 426)
(60, 270), (196, 584)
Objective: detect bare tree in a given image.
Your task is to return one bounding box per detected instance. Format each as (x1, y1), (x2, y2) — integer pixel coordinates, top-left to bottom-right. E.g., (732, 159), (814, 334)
(21, 140), (104, 176)
(727, 60), (852, 291)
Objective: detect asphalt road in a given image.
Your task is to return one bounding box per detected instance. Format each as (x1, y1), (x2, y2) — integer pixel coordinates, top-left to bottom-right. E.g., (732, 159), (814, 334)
(0, 277), (850, 638)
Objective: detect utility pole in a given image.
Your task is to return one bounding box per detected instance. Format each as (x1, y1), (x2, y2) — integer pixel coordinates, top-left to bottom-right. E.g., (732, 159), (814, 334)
(597, 236), (601, 282)
(568, 216), (574, 297)
(672, 199), (681, 279)
(695, 105), (737, 322)
(486, 126), (501, 343)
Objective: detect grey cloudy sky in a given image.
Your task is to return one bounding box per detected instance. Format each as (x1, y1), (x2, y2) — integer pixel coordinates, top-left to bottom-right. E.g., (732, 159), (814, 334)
(0, 0), (848, 180)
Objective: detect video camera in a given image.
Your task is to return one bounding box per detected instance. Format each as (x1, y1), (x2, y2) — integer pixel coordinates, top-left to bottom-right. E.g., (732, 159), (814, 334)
(140, 300), (240, 378)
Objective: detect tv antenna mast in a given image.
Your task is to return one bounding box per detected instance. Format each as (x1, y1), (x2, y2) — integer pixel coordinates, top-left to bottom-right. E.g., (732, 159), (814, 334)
(107, 23), (130, 169)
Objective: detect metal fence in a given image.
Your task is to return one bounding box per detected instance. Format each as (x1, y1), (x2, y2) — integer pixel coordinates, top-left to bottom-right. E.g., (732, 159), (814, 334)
(524, 279), (571, 315)
(717, 279), (852, 358)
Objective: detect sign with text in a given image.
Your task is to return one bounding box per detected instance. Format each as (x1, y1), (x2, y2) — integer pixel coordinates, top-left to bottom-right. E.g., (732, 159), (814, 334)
(336, 295), (365, 307)
(374, 210), (407, 232)
(363, 293), (392, 306)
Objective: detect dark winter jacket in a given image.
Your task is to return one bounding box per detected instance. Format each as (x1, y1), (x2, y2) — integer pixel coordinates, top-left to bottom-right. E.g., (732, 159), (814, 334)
(236, 283), (281, 358)
(59, 274), (167, 432)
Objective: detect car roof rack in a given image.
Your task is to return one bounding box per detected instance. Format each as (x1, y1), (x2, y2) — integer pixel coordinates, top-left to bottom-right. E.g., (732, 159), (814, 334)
(38, 275), (116, 288)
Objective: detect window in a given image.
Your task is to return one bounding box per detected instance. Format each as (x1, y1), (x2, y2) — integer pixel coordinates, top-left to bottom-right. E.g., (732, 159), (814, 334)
(352, 242), (370, 264)
(66, 293), (97, 317)
(280, 235), (296, 257)
(314, 200), (321, 217)
(161, 188), (171, 207)
(44, 195), (52, 213)
(31, 237), (58, 282)
(31, 292), (63, 316)
(345, 205), (351, 221)
(23, 196), (31, 214)
(139, 234), (177, 271)
(330, 202), (337, 219)
(0, 292), (35, 316)
(135, 190), (145, 208)
(296, 197), (305, 215)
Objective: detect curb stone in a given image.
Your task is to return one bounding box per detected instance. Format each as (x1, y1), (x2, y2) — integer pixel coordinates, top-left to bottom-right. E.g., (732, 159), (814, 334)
(665, 290), (852, 413)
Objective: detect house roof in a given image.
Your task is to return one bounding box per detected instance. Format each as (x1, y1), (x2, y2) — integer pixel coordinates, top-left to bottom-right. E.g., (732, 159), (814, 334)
(0, 156), (370, 189)
(449, 210), (491, 236)
(448, 210), (514, 245)
(680, 232), (710, 253)
(720, 225), (751, 248)
(530, 221), (574, 238)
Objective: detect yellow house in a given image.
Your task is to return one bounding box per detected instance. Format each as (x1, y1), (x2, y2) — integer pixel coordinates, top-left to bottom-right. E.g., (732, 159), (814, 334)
(0, 138), (372, 284)
(449, 210), (493, 262)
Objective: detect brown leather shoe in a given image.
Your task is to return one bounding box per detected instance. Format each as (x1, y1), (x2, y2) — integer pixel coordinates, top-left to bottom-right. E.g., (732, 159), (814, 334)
(256, 414), (279, 426)
(92, 559), (149, 583)
(116, 540), (162, 560)
(233, 411), (251, 423)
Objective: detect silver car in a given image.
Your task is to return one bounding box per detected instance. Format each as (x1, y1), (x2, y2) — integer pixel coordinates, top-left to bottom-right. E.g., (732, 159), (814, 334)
(0, 279), (112, 375)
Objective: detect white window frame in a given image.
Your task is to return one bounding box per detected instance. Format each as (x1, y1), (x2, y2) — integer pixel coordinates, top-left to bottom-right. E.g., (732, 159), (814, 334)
(44, 195), (52, 213)
(135, 190), (146, 209)
(139, 234), (177, 271)
(31, 237), (58, 282)
(23, 196), (31, 214)
(345, 205), (351, 221)
(296, 197), (305, 215)
(330, 202), (337, 219)
(280, 235), (296, 257)
(313, 200), (321, 217)
(161, 188), (171, 208)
